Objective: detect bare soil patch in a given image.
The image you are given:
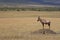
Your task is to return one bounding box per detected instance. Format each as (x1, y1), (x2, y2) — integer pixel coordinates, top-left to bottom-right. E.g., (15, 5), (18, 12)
(33, 29), (56, 34)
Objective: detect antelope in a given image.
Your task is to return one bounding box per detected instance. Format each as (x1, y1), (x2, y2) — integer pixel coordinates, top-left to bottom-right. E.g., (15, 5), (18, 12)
(37, 16), (51, 30)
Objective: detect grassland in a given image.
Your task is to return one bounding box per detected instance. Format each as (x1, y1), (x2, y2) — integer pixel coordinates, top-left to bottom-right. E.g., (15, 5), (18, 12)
(0, 11), (60, 18)
(0, 11), (60, 40)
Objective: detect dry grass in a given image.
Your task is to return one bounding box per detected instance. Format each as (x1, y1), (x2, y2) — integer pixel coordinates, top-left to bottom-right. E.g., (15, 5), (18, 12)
(0, 11), (60, 18)
(0, 11), (60, 40)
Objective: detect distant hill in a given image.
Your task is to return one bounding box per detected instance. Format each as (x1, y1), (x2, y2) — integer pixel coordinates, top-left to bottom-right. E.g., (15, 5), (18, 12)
(0, 0), (60, 7)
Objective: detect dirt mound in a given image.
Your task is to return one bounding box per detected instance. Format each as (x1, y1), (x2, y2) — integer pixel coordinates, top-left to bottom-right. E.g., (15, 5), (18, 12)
(33, 29), (56, 34)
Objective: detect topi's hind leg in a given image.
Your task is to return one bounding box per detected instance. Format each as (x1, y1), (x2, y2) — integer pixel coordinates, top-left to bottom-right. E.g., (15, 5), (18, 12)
(48, 23), (50, 30)
(42, 23), (44, 30)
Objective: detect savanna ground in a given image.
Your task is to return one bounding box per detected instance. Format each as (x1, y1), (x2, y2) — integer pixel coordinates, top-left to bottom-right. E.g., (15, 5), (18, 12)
(0, 11), (60, 40)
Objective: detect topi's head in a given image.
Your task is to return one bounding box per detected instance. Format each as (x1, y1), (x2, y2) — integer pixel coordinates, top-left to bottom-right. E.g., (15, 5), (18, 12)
(37, 16), (40, 21)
